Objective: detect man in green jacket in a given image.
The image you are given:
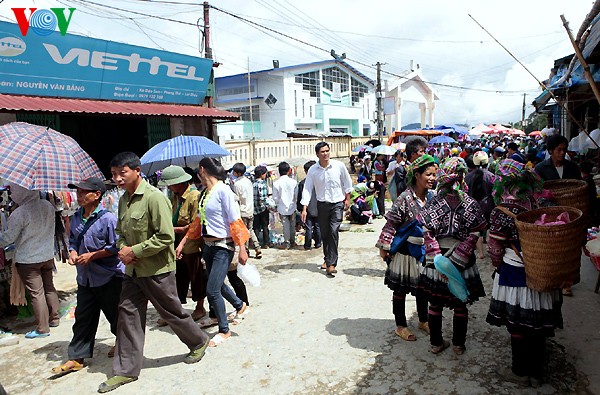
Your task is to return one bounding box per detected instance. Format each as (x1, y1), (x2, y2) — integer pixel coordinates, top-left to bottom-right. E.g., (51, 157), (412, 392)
(98, 152), (209, 394)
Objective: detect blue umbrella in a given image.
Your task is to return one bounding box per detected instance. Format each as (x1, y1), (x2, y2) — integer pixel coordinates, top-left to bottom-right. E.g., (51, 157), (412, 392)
(140, 135), (232, 174)
(428, 135), (457, 145)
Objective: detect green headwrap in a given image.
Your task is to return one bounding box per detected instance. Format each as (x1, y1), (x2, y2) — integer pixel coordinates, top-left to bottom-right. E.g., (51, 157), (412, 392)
(436, 157), (467, 197)
(406, 154), (436, 186)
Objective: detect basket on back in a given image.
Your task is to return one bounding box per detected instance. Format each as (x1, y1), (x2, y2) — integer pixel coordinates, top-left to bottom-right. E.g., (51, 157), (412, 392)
(543, 179), (589, 218)
(513, 206), (583, 292)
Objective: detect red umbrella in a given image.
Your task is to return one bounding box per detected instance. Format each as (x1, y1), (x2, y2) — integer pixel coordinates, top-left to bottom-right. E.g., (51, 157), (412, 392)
(0, 122), (104, 191)
(529, 130), (542, 137)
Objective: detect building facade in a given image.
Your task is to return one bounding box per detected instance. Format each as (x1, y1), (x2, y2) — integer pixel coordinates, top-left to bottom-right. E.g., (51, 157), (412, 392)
(215, 60), (376, 140)
(0, 20), (237, 175)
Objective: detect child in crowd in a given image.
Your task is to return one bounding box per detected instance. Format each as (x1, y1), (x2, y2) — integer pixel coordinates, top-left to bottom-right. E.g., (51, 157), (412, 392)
(297, 161), (321, 250)
(273, 162), (298, 250)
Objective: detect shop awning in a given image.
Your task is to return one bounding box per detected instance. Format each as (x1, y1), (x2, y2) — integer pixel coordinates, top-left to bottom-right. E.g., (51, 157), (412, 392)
(0, 94), (240, 120)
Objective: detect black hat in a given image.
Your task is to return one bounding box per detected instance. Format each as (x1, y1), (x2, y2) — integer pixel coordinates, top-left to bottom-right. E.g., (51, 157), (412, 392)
(68, 177), (107, 194)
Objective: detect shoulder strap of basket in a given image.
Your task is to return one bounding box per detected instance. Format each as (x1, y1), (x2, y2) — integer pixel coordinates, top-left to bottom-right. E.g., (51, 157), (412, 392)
(494, 206), (525, 262)
(496, 206), (517, 218)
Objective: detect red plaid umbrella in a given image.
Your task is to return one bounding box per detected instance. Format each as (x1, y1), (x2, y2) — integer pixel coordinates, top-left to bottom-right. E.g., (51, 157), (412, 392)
(0, 122), (104, 191)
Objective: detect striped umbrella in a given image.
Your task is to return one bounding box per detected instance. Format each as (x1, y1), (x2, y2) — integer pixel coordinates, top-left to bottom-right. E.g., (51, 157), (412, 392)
(0, 122), (104, 191)
(140, 135), (232, 174)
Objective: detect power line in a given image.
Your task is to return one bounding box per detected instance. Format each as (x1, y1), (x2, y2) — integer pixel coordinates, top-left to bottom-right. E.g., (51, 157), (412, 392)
(72, 0), (198, 26)
(66, 0), (540, 94)
(211, 5), (538, 94)
(112, 1), (564, 44)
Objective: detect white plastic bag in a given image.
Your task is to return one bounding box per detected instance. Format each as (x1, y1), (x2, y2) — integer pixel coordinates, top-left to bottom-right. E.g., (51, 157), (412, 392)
(237, 263), (261, 287)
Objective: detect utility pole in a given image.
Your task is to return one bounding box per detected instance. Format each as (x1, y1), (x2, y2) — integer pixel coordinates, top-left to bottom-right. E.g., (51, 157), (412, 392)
(248, 57), (256, 165)
(521, 93), (526, 130)
(203, 2), (213, 109)
(375, 62), (384, 142)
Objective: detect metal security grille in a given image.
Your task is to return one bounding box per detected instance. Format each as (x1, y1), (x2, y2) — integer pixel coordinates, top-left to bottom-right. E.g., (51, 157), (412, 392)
(146, 117), (171, 147)
(15, 113), (61, 130)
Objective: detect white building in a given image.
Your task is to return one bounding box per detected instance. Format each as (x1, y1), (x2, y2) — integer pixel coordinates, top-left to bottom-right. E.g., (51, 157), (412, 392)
(215, 60), (376, 140)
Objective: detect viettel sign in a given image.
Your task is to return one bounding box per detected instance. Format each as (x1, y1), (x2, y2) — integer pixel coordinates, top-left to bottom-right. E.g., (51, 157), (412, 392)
(12, 8), (76, 36)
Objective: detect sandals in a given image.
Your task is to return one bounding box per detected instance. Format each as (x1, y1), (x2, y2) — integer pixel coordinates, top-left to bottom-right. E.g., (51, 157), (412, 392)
(98, 376), (138, 393)
(51, 360), (84, 375)
(25, 330), (50, 339)
(227, 303), (250, 322)
(394, 327), (417, 341)
(208, 333), (230, 347)
(191, 307), (207, 321)
(418, 322), (430, 335)
(198, 316), (218, 328)
(235, 303), (249, 319)
(453, 345), (466, 355)
(430, 340), (450, 354)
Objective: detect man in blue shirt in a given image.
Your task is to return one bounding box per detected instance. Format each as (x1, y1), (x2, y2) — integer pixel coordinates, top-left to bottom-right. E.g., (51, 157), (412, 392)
(51, 177), (124, 376)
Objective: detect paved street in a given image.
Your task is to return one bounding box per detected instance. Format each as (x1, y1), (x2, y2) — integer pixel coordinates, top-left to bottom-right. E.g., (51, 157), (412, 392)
(0, 218), (599, 395)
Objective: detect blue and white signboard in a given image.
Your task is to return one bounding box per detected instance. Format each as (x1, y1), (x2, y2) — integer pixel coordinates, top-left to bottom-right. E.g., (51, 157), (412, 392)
(0, 21), (213, 104)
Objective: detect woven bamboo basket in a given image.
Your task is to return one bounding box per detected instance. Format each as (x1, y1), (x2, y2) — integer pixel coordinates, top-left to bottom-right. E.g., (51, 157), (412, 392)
(511, 206), (583, 292)
(543, 179), (589, 218)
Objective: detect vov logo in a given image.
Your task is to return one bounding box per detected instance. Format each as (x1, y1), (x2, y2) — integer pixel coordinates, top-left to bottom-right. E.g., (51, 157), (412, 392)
(12, 8), (76, 37)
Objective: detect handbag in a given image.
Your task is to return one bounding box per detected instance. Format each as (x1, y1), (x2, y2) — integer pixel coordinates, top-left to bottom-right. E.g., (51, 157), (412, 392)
(389, 219), (425, 262)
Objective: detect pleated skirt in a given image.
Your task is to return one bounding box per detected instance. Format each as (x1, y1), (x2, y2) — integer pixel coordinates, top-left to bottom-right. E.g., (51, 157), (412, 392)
(486, 274), (563, 336)
(384, 253), (422, 295)
(418, 263), (486, 308)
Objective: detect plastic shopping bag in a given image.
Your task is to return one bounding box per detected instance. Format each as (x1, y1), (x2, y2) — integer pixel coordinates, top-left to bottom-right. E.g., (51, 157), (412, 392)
(237, 263), (261, 287)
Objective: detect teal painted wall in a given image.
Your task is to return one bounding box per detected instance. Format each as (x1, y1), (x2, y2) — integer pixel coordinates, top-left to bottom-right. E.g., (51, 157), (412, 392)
(242, 121), (262, 138)
(329, 118), (359, 136)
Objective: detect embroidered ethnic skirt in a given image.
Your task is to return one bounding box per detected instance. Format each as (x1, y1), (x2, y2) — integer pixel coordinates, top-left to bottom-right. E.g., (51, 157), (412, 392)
(384, 253), (422, 295)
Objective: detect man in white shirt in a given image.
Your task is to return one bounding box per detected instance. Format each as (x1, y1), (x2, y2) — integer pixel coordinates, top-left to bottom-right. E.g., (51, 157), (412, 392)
(300, 142), (353, 276)
(273, 162), (298, 250)
(232, 163), (262, 258)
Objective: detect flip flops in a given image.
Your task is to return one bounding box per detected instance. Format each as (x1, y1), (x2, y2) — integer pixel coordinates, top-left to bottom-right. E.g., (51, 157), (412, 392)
(25, 330), (50, 339)
(51, 360), (84, 375)
(208, 333), (230, 347)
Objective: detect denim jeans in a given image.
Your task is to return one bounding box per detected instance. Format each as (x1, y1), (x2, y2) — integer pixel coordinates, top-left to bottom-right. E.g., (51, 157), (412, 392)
(203, 245), (243, 334)
(253, 210), (270, 247)
(304, 215), (321, 248)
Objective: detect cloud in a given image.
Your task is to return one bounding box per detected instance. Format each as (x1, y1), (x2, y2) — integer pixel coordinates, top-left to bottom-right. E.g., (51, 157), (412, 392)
(0, 0), (592, 126)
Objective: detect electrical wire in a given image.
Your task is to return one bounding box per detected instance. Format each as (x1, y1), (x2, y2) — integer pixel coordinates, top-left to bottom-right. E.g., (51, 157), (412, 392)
(209, 5), (538, 94)
(64, 0), (542, 95)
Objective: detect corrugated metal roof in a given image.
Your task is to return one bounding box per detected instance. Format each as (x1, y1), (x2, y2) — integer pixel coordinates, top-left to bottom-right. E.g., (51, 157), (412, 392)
(0, 94), (240, 119)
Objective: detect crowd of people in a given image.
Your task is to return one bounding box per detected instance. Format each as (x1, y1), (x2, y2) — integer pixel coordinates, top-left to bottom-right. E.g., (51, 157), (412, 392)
(0, 131), (595, 392)
(374, 130), (596, 388)
(0, 141), (354, 393)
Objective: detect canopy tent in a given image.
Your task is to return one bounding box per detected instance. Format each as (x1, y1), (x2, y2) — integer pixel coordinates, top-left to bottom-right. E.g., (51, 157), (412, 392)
(506, 128), (526, 136)
(422, 124), (469, 136)
(386, 129), (443, 146)
(469, 123), (493, 136)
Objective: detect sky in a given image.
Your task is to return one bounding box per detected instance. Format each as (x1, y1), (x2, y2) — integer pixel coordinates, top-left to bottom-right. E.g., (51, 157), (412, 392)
(0, 0), (594, 127)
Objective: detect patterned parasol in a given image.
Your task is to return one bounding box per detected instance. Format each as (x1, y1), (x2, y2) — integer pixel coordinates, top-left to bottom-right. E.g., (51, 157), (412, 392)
(0, 122), (104, 191)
